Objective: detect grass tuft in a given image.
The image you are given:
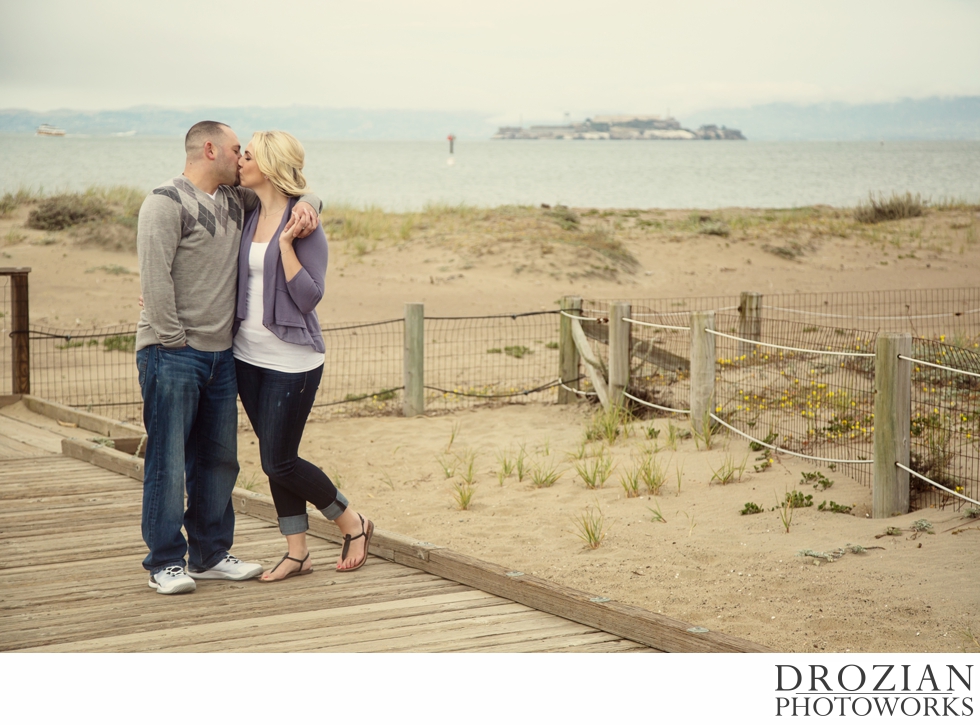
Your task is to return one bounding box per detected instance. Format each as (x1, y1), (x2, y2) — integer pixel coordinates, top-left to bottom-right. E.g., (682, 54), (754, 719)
(854, 192), (924, 224)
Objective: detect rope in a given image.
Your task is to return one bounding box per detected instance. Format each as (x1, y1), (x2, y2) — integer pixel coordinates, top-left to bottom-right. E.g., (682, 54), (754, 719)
(896, 463), (980, 507)
(704, 328), (875, 357)
(898, 355), (980, 379)
(629, 305), (739, 317)
(312, 387), (405, 407)
(424, 379), (564, 399)
(321, 319), (403, 332)
(763, 305), (980, 321)
(709, 413), (875, 465)
(559, 378), (598, 397)
(560, 310), (606, 322)
(425, 310), (559, 321)
(623, 390), (690, 414)
(622, 317), (691, 331)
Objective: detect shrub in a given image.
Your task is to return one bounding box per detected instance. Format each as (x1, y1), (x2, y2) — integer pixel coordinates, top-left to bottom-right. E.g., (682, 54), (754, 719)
(854, 192), (924, 224)
(27, 194), (111, 230)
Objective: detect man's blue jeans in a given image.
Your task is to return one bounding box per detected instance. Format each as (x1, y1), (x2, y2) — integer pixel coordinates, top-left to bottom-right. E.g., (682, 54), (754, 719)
(136, 345), (239, 575)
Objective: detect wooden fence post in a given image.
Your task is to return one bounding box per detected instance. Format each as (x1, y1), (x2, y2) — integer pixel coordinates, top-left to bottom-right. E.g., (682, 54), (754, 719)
(873, 332), (911, 518)
(608, 301), (631, 409)
(690, 311), (715, 435)
(558, 296), (582, 404)
(738, 291), (762, 360)
(8, 268), (31, 395)
(403, 302), (424, 417)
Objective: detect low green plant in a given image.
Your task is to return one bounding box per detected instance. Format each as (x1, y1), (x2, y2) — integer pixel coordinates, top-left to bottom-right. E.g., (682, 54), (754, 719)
(457, 449), (477, 485)
(380, 470), (395, 490)
(647, 499), (666, 523)
(709, 454), (748, 485)
(574, 502), (606, 549)
(445, 420), (461, 453)
(776, 492), (794, 533)
(620, 460), (642, 498)
(103, 334), (135, 353)
(639, 454), (670, 495)
(451, 480), (476, 510)
(545, 341), (559, 350)
(818, 500), (852, 514)
(682, 510), (697, 537)
(586, 404), (629, 444)
(644, 423), (660, 440)
(436, 453), (458, 479)
(496, 450), (514, 485)
(801, 471), (834, 490)
(567, 440), (588, 461)
(86, 264), (131, 275)
(749, 432), (777, 452)
(692, 410), (717, 450)
(56, 339), (85, 350)
(740, 502), (763, 515)
(236, 472), (260, 491)
(783, 490), (814, 508)
(753, 454), (774, 473)
(575, 450), (613, 489)
(530, 459), (563, 488)
(487, 347), (502, 354)
(503, 345), (532, 359)
(515, 443), (528, 482)
(675, 462), (684, 494)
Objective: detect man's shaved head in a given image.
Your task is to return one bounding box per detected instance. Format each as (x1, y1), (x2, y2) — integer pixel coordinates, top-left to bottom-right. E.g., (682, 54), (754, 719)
(185, 121), (231, 155)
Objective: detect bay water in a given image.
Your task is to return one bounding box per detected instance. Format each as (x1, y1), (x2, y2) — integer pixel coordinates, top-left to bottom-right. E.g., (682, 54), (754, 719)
(2, 135), (978, 211)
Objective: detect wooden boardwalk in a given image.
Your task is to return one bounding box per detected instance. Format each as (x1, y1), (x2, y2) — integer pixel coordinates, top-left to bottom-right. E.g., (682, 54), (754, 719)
(0, 398), (765, 653)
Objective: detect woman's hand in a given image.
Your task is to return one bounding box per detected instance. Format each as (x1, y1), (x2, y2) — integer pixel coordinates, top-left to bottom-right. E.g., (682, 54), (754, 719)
(279, 217), (298, 248)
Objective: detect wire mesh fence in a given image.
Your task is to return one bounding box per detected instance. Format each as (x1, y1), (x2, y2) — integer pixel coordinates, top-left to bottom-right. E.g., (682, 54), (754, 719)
(906, 339), (980, 511)
(11, 284), (980, 513)
(30, 324), (142, 422)
(424, 312), (562, 410)
(309, 319), (404, 420)
(710, 315), (877, 485)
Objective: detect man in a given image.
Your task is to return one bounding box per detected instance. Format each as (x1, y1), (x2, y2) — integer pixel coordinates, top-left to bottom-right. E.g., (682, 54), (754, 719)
(136, 121), (321, 594)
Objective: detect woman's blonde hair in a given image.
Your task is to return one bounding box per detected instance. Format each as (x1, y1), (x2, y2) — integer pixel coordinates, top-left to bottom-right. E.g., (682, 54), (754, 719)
(250, 130), (310, 197)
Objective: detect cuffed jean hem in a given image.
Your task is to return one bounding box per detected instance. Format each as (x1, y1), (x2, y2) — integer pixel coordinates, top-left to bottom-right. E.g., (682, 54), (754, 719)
(320, 491), (349, 521)
(279, 514), (309, 536)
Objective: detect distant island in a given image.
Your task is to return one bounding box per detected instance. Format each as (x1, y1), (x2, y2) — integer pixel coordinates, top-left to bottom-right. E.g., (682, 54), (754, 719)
(492, 114), (746, 141)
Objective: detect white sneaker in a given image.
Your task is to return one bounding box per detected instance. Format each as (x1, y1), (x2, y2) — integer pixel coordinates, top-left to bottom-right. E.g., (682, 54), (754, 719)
(188, 554), (263, 581)
(148, 565), (197, 595)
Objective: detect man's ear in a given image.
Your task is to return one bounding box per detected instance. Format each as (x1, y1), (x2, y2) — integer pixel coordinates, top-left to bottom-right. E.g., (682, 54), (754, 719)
(203, 141), (217, 160)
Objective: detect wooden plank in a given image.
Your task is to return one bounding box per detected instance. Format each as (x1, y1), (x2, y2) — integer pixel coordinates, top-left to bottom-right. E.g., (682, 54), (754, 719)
(61, 438), (143, 481)
(418, 548), (768, 653)
(21, 396), (144, 439)
(585, 317), (690, 372)
(0, 415), (64, 454)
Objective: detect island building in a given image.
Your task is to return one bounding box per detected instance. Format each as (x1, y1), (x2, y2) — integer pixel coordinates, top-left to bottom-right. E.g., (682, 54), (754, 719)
(492, 115), (745, 140)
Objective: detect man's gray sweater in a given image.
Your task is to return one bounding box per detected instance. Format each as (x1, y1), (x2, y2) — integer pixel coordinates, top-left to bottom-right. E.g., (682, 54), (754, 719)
(136, 176), (319, 352)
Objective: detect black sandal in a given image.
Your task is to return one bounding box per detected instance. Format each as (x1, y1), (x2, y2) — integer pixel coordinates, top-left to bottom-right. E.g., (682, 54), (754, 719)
(338, 514), (374, 572)
(259, 552), (312, 582)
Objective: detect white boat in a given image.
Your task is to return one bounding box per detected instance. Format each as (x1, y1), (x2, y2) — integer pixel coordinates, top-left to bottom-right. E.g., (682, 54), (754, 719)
(36, 124), (66, 136)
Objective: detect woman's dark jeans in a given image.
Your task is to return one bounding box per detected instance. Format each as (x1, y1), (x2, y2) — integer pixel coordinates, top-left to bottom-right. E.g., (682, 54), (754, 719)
(235, 360), (347, 534)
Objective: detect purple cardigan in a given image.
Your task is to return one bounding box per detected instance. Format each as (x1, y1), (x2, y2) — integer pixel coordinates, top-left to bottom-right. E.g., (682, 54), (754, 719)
(233, 197), (328, 353)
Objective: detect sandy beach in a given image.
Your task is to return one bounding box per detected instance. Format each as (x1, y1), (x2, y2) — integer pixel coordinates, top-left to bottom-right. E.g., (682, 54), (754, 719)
(2, 198), (979, 652)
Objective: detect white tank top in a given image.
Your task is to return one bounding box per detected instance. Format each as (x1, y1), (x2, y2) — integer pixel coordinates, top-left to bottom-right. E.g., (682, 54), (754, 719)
(232, 242), (325, 373)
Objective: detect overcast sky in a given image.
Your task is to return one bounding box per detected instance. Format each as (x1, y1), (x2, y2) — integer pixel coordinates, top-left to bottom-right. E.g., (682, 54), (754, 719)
(2, 0), (978, 122)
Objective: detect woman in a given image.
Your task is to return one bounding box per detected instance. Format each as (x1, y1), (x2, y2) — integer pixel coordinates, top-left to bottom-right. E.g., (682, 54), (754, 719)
(234, 130), (373, 581)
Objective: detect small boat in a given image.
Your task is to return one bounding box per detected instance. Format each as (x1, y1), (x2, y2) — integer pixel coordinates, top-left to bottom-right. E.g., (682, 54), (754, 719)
(36, 124), (66, 137)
